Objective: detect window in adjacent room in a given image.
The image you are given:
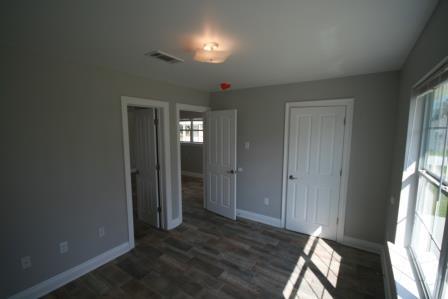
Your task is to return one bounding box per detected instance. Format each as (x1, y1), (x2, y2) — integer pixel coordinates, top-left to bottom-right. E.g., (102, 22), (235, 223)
(411, 62), (448, 298)
(179, 118), (203, 143)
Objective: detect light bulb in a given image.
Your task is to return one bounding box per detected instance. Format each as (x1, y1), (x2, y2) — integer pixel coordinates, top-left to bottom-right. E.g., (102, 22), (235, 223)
(203, 42), (219, 51)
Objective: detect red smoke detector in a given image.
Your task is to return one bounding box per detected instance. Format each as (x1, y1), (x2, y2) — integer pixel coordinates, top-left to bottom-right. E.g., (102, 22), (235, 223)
(220, 82), (231, 91)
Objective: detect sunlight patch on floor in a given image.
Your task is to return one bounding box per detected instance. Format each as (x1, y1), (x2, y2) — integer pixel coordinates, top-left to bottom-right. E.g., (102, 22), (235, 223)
(282, 256), (307, 298)
(304, 267), (334, 299)
(283, 237), (341, 298)
(309, 240), (341, 288)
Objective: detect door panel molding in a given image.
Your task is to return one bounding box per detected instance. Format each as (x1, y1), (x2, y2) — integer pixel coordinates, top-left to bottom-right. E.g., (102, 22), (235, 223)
(281, 98), (354, 243)
(133, 108), (159, 227)
(205, 109), (237, 220)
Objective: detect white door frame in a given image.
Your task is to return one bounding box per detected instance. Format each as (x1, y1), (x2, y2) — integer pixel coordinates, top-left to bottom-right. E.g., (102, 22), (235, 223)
(281, 98), (354, 242)
(175, 103), (210, 224)
(121, 96), (172, 249)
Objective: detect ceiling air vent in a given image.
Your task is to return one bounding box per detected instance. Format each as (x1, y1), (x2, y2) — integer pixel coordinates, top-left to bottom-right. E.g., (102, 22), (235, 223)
(145, 50), (184, 64)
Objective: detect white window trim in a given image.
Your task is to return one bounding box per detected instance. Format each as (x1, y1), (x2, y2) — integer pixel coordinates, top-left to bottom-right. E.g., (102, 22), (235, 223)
(396, 56), (448, 299)
(394, 90), (428, 299)
(407, 94), (446, 299)
(412, 89), (448, 299)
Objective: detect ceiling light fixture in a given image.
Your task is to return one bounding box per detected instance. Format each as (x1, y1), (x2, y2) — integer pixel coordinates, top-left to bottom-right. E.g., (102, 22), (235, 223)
(194, 42), (230, 64)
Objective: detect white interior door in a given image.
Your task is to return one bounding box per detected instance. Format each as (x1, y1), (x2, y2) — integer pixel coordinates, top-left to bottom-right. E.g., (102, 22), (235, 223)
(133, 109), (159, 227)
(285, 106), (346, 240)
(205, 110), (237, 220)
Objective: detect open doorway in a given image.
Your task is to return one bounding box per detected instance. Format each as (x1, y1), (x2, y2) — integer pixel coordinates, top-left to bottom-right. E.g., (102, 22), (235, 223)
(176, 104), (238, 224)
(179, 110), (205, 215)
(127, 106), (161, 239)
(176, 104), (209, 223)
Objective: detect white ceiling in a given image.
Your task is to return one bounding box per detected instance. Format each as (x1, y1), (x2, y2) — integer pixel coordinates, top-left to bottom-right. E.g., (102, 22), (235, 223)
(0, 0), (438, 91)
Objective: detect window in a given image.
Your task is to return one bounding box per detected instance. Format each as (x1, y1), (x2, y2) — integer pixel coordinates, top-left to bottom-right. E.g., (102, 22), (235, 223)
(411, 73), (448, 298)
(179, 118), (203, 143)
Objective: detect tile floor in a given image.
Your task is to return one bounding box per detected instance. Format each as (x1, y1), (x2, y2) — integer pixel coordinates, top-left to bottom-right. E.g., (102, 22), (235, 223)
(44, 176), (384, 298)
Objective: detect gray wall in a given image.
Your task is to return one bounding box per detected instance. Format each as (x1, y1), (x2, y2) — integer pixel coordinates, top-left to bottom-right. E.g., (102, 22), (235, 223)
(387, 0), (448, 242)
(180, 111), (203, 174)
(210, 71), (399, 244)
(180, 110), (204, 120)
(0, 46), (209, 298)
(181, 144), (203, 174)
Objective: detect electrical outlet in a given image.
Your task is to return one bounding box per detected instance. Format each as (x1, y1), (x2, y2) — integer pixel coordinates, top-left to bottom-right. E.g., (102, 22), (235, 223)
(264, 197), (270, 206)
(21, 256), (32, 269)
(98, 226), (105, 238)
(59, 241), (69, 254)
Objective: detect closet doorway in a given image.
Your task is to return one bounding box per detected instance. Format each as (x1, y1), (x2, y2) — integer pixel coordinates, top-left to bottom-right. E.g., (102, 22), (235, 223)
(121, 96), (172, 248)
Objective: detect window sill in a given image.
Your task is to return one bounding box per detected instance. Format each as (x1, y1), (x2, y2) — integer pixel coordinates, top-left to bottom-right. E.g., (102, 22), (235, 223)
(180, 142), (203, 146)
(387, 242), (427, 299)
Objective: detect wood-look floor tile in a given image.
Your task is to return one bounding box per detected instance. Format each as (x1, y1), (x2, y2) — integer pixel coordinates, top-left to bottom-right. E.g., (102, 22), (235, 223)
(46, 176), (384, 299)
(188, 257), (224, 278)
(116, 257), (150, 280)
(120, 279), (162, 299)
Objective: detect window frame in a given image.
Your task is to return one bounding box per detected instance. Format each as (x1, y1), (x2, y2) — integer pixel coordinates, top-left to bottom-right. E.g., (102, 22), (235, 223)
(411, 78), (448, 299)
(179, 118), (204, 144)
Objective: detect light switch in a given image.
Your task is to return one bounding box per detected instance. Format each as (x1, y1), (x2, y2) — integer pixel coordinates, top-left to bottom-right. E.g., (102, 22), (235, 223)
(244, 142), (250, 150)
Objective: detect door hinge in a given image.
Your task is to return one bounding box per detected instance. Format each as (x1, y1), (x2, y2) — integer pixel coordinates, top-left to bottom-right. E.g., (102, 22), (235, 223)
(343, 117), (346, 125)
(156, 164), (160, 171)
(336, 217), (339, 225)
(157, 207), (162, 213)
(154, 118), (159, 126)
(340, 169), (342, 176)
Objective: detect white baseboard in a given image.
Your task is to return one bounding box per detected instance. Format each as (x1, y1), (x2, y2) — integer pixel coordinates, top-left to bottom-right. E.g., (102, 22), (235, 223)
(167, 217), (182, 230)
(342, 236), (382, 254)
(236, 209), (282, 228)
(10, 242), (130, 299)
(380, 244), (394, 299)
(181, 171), (203, 178)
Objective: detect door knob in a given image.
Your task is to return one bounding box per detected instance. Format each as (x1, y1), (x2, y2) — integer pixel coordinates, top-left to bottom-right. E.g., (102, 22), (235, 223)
(228, 169), (236, 174)
(289, 175), (298, 180)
